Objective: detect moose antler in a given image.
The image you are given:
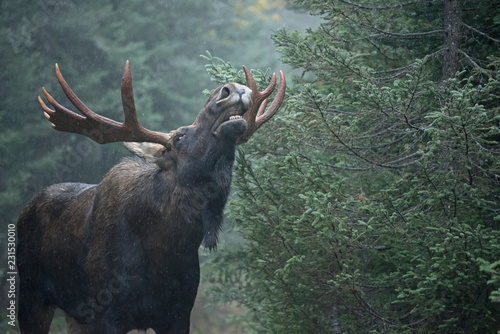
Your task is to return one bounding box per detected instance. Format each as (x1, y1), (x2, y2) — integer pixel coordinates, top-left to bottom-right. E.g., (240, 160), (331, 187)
(38, 61), (172, 149)
(237, 65), (286, 145)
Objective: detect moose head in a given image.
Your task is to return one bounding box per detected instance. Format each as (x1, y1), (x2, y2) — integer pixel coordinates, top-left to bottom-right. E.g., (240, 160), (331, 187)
(17, 61), (285, 334)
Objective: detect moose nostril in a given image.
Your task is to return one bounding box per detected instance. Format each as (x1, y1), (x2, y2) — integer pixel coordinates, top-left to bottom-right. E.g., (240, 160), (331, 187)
(220, 87), (230, 100)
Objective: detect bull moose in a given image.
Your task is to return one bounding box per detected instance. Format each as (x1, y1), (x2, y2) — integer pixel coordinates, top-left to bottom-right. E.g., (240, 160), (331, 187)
(17, 61), (285, 333)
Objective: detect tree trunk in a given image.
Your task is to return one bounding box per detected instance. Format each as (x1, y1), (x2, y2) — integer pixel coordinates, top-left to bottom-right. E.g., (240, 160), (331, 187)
(442, 0), (462, 81)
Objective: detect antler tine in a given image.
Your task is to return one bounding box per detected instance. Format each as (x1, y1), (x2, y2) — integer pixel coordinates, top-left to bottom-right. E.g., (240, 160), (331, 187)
(256, 69), (286, 124)
(237, 66), (286, 145)
(121, 60), (141, 127)
(119, 61), (172, 149)
(39, 88), (88, 131)
(243, 65), (277, 106)
(39, 62), (171, 149)
(55, 63), (109, 123)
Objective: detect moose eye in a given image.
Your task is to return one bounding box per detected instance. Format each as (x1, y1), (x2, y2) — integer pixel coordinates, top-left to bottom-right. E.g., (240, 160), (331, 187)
(219, 87), (230, 100)
(176, 134), (185, 142)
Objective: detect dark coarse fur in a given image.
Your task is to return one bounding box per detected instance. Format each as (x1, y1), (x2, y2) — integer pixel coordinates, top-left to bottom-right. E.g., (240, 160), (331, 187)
(17, 83), (251, 334)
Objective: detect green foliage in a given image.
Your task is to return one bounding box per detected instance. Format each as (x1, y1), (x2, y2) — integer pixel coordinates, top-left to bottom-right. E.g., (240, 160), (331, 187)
(205, 1), (500, 333)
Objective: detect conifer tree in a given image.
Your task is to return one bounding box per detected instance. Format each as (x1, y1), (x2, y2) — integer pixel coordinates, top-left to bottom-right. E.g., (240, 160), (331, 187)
(207, 1), (500, 332)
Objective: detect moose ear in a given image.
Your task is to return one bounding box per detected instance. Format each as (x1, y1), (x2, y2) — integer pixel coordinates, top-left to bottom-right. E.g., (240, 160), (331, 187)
(124, 142), (169, 163)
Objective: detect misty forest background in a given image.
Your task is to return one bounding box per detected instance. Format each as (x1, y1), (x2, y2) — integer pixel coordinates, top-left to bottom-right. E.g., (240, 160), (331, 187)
(1, 0), (500, 333)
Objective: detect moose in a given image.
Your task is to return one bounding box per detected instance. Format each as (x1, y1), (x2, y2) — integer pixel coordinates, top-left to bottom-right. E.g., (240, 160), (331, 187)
(17, 61), (285, 333)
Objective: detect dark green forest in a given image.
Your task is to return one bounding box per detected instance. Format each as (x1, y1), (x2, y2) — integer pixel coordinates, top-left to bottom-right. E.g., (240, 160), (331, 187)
(2, 0), (500, 333)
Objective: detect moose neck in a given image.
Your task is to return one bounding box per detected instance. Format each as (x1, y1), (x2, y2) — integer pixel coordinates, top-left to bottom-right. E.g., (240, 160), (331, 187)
(174, 128), (238, 250)
(175, 122), (239, 185)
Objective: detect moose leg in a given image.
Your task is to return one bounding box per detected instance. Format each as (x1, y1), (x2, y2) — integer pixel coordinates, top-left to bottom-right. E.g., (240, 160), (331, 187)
(167, 265), (200, 334)
(18, 287), (55, 334)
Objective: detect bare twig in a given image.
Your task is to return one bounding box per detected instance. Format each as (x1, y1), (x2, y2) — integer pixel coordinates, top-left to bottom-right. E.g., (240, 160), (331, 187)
(365, 25), (444, 39)
(462, 22), (500, 43)
(458, 49), (486, 72)
(352, 289), (395, 324)
(339, 0), (433, 10)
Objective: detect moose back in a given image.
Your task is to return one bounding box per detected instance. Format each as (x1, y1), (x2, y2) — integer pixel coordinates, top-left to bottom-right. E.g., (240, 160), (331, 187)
(17, 61), (285, 334)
